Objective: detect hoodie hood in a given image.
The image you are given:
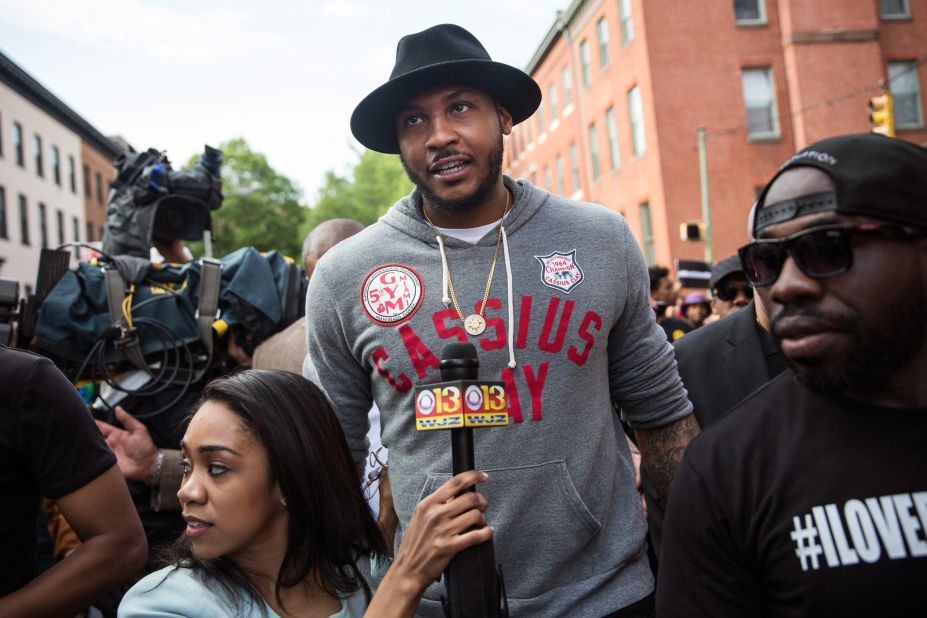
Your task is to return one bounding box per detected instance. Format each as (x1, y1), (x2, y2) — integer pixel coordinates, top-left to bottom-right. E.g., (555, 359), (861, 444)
(380, 175), (550, 248)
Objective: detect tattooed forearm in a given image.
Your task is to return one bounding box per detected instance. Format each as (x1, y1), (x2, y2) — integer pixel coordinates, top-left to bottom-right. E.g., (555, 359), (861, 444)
(636, 413), (700, 507)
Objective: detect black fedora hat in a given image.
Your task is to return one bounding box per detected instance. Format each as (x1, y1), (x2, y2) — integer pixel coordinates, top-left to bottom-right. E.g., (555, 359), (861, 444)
(350, 24), (542, 154)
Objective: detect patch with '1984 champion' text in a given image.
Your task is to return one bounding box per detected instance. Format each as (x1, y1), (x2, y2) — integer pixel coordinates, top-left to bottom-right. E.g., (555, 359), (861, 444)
(535, 250), (585, 294)
(361, 264), (424, 326)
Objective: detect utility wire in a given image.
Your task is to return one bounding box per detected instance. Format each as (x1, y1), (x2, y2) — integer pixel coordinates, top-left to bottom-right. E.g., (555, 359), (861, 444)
(703, 52), (927, 139)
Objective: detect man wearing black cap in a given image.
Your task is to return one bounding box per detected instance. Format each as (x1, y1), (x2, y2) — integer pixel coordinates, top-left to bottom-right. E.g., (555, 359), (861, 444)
(708, 255), (753, 319)
(657, 133), (927, 616)
(305, 24), (697, 616)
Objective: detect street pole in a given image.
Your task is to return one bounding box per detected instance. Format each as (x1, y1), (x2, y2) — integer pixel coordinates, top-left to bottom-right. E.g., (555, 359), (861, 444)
(697, 127), (714, 264)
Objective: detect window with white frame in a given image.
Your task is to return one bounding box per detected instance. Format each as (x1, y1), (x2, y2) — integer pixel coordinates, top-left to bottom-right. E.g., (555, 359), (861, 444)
(0, 186), (7, 239)
(38, 202), (47, 248)
(619, 0), (634, 46)
(52, 146), (61, 186)
(555, 154), (565, 195)
(19, 194), (29, 246)
(606, 106), (621, 170)
(741, 67), (780, 138)
(889, 61), (924, 128)
(880, 0), (910, 18)
(536, 101), (545, 137)
(33, 134), (43, 177)
(68, 156), (76, 193)
(569, 142), (581, 194)
(56, 210), (64, 246)
(562, 66), (573, 109)
(548, 83), (559, 120)
(734, 0), (766, 24)
(543, 166), (552, 192)
(628, 85), (647, 156)
(580, 40), (592, 87)
(588, 123), (602, 181)
(13, 122), (23, 167)
(597, 17), (610, 68)
(639, 201), (655, 266)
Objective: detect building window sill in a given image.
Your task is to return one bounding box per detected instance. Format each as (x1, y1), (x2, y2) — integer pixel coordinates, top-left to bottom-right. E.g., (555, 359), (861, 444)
(747, 133), (781, 143)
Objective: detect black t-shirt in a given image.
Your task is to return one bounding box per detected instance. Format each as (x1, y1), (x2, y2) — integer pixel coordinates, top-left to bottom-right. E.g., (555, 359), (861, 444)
(660, 317), (692, 342)
(0, 345), (116, 596)
(657, 371), (927, 617)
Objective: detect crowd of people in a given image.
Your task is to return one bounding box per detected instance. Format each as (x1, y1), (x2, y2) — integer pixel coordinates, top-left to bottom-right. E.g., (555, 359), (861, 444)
(2, 22), (925, 618)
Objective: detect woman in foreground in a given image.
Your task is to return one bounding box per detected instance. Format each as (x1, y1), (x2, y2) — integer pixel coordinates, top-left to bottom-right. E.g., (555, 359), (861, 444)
(119, 370), (491, 617)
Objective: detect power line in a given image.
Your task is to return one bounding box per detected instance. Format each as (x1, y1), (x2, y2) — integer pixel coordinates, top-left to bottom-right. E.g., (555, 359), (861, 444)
(703, 52), (927, 139)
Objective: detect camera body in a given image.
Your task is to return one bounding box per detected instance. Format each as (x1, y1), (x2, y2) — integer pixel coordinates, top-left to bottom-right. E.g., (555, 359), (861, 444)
(102, 146), (224, 258)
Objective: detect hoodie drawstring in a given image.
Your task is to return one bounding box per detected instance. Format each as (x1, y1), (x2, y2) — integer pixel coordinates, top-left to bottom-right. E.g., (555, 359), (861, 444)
(432, 227), (517, 369)
(500, 226), (516, 368)
(434, 233), (451, 306)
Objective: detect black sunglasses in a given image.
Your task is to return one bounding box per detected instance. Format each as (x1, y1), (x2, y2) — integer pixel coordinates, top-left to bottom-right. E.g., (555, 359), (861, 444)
(713, 280), (754, 302)
(738, 222), (926, 287)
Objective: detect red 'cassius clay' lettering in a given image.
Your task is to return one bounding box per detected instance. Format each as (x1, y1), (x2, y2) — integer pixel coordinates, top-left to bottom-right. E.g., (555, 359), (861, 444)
(368, 295), (604, 423)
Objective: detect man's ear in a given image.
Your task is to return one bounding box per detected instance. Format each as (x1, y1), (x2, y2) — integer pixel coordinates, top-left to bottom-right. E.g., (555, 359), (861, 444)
(497, 104), (514, 135)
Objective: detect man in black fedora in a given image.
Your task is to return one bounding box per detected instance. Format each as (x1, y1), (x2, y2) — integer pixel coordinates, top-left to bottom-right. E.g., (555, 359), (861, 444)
(305, 24), (698, 616)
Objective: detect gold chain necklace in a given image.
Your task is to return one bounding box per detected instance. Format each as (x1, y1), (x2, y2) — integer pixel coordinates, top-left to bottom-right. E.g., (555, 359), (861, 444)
(424, 189), (510, 336)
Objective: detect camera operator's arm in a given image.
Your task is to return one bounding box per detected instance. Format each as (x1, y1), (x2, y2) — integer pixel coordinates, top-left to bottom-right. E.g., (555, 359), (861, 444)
(96, 406), (182, 511)
(0, 466), (148, 617)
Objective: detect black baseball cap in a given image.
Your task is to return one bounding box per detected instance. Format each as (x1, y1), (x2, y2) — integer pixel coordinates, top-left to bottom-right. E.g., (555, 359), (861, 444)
(710, 255), (744, 289)
(753, 133), (927, 235)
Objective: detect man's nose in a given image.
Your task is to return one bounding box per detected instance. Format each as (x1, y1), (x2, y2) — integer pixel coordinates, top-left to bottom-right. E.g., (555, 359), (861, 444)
(771, 255), (823, 306)
(426, 115), (459, 151)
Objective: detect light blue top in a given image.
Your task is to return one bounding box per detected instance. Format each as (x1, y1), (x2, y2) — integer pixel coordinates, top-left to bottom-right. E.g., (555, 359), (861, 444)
(118, 564), (372, 618)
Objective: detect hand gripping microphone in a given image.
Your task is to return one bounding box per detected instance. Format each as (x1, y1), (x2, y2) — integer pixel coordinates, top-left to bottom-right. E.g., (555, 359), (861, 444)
(414, 343), (509, 617)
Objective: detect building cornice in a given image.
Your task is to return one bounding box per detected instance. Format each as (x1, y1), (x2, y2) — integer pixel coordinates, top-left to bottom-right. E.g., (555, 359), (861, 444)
(0, 49), (122, 160)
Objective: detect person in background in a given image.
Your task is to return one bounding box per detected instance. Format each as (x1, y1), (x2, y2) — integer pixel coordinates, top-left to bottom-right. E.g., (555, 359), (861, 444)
(0, 345), (147, 617)
(119, 370), (492, 617)
(679, 293), (711, 329)
(649, 265), (692, 341)
(708, 255), (753, 319)
(251, 218), (365, 373)
(658, 133), (927, 616)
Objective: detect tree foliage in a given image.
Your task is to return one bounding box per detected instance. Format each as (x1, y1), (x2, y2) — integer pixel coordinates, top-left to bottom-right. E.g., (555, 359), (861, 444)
(188, 138), (306, 259)
(303, 149), (412, 233)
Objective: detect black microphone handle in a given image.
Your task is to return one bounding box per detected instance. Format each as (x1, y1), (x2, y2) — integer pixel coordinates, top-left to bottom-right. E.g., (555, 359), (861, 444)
(440, 344), (479, 493)
(451, 427), (475, 493)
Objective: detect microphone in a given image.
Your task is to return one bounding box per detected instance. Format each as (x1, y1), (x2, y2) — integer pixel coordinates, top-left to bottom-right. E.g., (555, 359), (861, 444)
(414, 342), (509, 433)
(414, 343), (509, 617)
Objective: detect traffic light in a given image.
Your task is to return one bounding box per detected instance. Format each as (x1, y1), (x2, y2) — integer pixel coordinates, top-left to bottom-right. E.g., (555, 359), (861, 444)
(868, 90), (895, 137)
(680, 221), (706, 242)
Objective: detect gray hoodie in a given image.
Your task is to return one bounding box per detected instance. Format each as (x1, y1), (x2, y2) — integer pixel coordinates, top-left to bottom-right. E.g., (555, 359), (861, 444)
(305, 177), (692, 616)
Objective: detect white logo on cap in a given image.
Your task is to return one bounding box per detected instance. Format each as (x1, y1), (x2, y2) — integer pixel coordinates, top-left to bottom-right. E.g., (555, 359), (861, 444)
(785, 150), (838, 167)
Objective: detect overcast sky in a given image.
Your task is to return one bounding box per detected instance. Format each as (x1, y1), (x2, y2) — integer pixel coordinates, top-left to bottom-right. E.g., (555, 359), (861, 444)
(0, 0), (566, 201)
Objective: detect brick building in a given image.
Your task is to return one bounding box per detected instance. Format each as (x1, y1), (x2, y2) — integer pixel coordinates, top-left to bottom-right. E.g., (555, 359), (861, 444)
(0, 50), (122, 294)
(506, 0), (927, 271)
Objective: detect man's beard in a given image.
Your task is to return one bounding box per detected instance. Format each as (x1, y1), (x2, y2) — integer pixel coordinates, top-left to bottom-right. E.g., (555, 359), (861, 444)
(400, 132), (504, 219)
(772, 286), (926, 394)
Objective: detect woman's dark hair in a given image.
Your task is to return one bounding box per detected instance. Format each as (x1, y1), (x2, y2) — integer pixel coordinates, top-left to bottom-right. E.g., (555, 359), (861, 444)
(163, 369), (386, 613)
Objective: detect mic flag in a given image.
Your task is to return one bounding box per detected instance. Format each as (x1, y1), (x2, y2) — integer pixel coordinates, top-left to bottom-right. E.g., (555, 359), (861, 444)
(414, 380), (510, 430)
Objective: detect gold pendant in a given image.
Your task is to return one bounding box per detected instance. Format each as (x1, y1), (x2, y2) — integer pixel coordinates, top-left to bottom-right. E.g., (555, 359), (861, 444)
(464, 314), (486, 336)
